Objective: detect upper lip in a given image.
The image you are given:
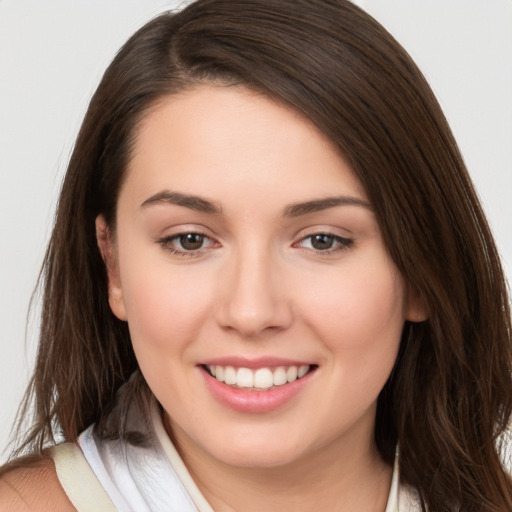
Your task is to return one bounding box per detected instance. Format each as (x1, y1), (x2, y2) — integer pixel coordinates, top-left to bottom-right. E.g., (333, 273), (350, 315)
(199, 357), (314, 369)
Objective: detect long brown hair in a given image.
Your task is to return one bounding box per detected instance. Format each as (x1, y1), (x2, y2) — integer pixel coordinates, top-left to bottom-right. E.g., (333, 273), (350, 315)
(7, 0), (512, 509)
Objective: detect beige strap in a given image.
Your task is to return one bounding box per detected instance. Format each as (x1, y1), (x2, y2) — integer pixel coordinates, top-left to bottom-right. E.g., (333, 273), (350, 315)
(151, 406), (214, 512)
(49, 443), (117, 512)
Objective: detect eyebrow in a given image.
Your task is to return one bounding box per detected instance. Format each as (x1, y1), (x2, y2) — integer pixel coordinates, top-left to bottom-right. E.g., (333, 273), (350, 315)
(282, 196), (372, 217)
(140, 191), (371, 217)
(141, 191), (222, 214)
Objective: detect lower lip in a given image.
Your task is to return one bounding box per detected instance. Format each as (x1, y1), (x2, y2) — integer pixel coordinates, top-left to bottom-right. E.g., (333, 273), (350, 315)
(200, 366), (315, 413)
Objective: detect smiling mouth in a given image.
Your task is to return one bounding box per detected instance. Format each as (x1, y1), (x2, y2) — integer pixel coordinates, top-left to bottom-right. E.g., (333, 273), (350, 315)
(202, 364), (316, 391)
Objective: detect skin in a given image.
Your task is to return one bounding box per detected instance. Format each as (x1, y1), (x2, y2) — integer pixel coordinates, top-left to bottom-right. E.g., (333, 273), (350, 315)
(97, 85), (426, 511)
(0, 460), (74, 511)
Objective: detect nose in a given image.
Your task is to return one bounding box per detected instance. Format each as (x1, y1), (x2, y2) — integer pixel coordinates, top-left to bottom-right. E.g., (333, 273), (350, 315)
(215, 248), (293, 338)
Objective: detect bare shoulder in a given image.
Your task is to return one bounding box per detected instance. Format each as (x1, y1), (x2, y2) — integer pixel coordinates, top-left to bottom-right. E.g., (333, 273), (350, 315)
(0, 457), (75, 512)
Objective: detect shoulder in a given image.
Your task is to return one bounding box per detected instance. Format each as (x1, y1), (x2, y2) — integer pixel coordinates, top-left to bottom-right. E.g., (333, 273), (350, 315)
(0, 456), (75, 512)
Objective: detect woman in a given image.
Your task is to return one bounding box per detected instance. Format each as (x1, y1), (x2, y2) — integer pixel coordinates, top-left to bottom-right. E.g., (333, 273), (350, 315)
(1, 0), (511, 510)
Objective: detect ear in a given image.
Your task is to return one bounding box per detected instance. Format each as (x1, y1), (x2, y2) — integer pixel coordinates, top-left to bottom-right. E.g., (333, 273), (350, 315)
(405, 286), (428, 323)
(95, 215), (127, 321)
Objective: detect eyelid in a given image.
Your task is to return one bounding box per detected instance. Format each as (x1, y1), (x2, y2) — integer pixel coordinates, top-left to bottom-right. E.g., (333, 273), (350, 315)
(155, 225), (354, 258)
(156, 229), (220, 257)
(293, 230), (354, 255)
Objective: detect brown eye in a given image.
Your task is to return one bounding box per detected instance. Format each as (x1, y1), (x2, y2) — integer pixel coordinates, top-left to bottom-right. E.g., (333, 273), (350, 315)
(296, 233), (354, 254)
(179, 233), (205, 250)
(158, 231), (218, 256)
(310, 234), (335, 250)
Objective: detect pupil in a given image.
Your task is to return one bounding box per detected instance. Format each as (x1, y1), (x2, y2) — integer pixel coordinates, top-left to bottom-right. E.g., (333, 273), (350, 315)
(180, 233), (203, 250)
(312, 234), (333, 250)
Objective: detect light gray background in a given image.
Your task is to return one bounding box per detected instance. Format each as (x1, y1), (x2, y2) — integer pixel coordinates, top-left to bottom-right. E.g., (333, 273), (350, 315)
(1, 0), (511, 462)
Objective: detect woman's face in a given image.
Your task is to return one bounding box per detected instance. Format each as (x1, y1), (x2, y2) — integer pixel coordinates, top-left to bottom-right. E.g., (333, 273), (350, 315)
(99, 85), (424, 470)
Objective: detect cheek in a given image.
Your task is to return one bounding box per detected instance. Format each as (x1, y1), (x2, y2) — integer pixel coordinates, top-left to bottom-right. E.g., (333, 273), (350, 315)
(117, 252), (215, 356)
(299, 256), (406, 362)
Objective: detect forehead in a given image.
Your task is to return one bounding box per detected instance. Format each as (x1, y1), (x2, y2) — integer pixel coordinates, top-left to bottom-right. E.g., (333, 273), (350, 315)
(121, 85), (367, 210)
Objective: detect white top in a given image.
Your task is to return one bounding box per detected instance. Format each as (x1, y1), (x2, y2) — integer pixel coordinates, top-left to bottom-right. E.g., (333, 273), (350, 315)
(51, 395), (420, 511)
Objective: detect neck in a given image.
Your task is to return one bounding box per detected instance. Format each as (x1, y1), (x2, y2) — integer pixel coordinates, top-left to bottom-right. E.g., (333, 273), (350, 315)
(167, 419), (393, 512)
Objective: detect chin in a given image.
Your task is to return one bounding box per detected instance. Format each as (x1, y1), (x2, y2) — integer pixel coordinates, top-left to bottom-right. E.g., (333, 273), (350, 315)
(216, 446), (303, 469)
(202, 431), (311, 469)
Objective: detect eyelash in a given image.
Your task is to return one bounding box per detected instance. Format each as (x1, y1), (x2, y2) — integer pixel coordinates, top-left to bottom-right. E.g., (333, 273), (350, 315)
(294, 233), (354, 255)
(157, 232), (354, 257)
(158, 232), (216, 258)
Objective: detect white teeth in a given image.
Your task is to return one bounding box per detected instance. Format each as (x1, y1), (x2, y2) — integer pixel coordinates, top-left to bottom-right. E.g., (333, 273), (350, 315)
(224, 366), (237, 385)
(236, 367), (254, 388)
(254, 368), (273, 389)
(298, 365), (309, 378)
(273, 367), (287, 386)
(207, 364), (311, 389)
(286, 366), (298, 382)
